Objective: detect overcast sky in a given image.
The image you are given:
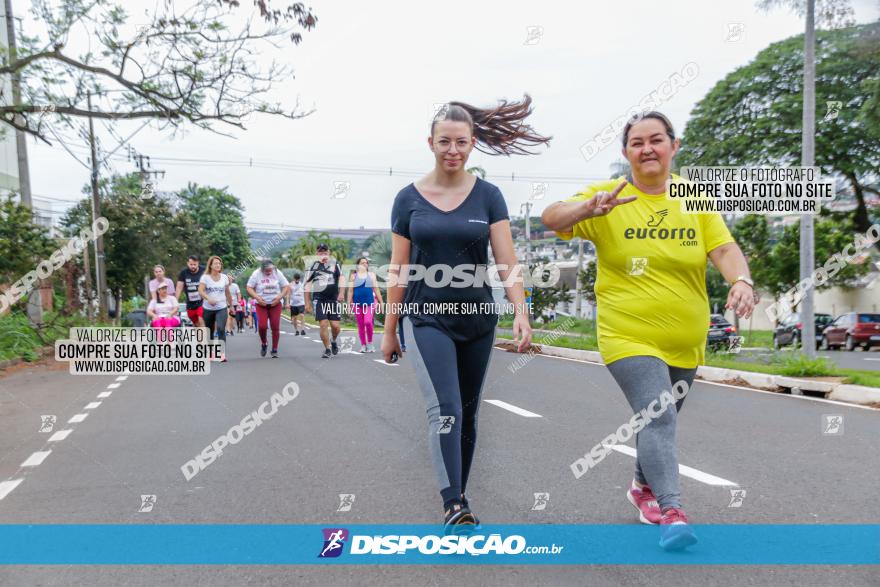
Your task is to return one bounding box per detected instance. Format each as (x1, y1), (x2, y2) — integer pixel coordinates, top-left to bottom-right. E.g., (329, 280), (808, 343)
(26, 0), (880, 232)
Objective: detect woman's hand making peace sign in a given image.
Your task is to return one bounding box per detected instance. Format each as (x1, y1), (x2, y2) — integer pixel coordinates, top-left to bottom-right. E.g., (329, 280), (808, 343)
(579, 180), (636, 219)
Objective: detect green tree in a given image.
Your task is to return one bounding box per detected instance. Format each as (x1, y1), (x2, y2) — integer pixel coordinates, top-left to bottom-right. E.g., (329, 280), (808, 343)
(2, 0), (317, 144)
(282, 231), (353, 271)
(731, 215), (775, 293)
(0, 196), (54, 285)
(176, 183), (250, 269)
(577, 259), (597, 306)
(61, 173), (205, 299)
(466, 166), (487, 179)
(529, 264), (572, 323)
(365, 231), (393, 268)
(678, 23), (880, 246)
(765, 216), (870, 299)
(705, 264), (730, 315)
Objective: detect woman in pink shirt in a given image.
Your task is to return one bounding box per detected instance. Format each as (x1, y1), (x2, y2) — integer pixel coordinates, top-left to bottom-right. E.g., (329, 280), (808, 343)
(147, 282), (180, 341)
(148, 265), (175, 301)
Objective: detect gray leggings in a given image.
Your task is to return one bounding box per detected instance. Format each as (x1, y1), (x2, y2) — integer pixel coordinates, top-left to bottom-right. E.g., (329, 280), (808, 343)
(403, 318), (496, 507)
(606, 355), (697, 511)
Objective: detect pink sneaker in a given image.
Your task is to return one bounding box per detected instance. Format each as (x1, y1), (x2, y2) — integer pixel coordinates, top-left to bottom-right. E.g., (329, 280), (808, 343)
(659, 507), (698, 551)
(626, 481), (661, 525)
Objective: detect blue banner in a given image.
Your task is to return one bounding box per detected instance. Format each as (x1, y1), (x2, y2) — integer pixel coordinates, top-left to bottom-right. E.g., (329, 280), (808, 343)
(0, 524), (877, 564)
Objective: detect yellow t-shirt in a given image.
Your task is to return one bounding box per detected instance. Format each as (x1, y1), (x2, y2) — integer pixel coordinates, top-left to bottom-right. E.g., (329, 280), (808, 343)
(558, 176), (734, 368)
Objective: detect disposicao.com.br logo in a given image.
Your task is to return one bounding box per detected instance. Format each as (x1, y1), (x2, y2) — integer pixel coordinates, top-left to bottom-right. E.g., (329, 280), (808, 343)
(318, 528), (563, 558)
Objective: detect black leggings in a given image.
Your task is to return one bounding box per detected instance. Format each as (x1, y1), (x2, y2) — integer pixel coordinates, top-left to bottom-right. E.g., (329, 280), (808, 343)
(403, 318), (496, 507)
(235, 311), (244, 330)
(203, 308), (228, 342)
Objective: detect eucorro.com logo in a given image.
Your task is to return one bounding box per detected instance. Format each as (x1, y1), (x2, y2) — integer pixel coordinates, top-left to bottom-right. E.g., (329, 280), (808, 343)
(318, 529), (554, 556)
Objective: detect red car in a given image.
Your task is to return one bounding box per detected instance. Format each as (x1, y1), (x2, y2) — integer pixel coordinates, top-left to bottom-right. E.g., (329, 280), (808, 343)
(820, 313), (880, 351)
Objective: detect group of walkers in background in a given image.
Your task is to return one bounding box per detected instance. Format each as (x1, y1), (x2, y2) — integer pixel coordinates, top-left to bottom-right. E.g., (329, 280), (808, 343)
(141, 244), (385, 360)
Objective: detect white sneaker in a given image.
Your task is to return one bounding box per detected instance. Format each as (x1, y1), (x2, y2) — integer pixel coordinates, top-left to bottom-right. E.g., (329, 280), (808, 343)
(368, 344), (376, 353)
(360, 345), (368, 353)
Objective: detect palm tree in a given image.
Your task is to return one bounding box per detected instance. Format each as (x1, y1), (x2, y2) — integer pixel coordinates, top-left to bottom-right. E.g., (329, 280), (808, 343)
(466, 166), (487, 179)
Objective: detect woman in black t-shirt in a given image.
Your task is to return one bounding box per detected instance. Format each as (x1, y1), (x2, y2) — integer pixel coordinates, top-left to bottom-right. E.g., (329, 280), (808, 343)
(383, 96), (548, 531)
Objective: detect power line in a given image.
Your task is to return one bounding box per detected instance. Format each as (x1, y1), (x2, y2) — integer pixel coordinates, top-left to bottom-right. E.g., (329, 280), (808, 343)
(43, 144), (607, 185)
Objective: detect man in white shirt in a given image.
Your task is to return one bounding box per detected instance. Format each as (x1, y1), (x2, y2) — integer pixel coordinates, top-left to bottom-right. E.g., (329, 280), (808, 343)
(288, 274), (306, 335)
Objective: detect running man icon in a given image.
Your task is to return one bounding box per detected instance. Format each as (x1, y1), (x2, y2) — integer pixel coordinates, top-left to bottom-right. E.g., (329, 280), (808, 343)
(437, 416), (455, 434)
(319, 528), (349, 558)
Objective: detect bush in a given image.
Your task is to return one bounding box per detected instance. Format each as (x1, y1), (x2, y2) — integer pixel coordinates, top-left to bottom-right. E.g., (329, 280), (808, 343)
(0, 311), (95, 362)
(778, 353), (837, 377)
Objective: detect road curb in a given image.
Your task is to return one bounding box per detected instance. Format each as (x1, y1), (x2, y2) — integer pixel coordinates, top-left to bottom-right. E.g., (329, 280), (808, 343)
(828, 384), (880, 404)
(497, 336), (880, 406)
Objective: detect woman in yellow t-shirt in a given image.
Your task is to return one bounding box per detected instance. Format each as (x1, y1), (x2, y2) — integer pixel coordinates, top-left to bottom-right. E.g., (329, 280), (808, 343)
(542, 111), (755, 550)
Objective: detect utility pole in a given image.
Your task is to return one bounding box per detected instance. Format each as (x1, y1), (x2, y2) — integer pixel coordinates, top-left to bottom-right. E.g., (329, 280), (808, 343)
(82, 242), (93, 321)
(130, 148), (165, 196)
(574, 238), (584, 318)
(87, 92), (109, 320)
(4, 0), (42, 324)
(800, 0), (816, 357)
(520, 202), (532, 267)
(3, 0), (31, 209)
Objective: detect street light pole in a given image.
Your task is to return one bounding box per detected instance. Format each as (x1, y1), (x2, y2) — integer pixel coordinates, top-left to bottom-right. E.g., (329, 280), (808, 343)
(520, 202), (532, 267)
(800, 0), (817, 357)
(574, 238), (584, 318)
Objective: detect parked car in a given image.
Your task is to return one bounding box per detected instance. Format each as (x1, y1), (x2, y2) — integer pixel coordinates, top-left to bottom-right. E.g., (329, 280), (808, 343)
(772, 312), (833, 350)
(707, 314), (736, 351)
(124, 309), (147, 328)
(820, 313), (880, 351)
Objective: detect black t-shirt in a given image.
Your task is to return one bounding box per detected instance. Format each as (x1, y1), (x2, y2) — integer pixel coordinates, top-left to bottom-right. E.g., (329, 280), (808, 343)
(306, 261), (342, 301)
(178, 265), (206, 310)
(391, 177), (509, 342)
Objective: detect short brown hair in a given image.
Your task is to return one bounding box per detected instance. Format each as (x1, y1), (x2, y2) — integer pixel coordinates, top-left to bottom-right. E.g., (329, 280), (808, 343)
(622, 111), (676, 147)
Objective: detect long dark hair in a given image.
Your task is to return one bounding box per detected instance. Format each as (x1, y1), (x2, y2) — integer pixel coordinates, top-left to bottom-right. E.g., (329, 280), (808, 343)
(431, 94), (551, 156)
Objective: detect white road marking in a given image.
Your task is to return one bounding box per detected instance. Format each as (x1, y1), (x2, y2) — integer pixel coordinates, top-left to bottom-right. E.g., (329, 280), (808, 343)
(606, 444), (738, 486)
(97, 391), (112, 398)
(311, 339), (323, 344)
(115, 376), (128, 381)
(0, 479), (24, 500)
(373, 359), (399, 367)
(484, 399), (543, 418)
(48, 430), (72, 441)
(107, 383), (121, 389)
(21, 451), (52, 467)
(84, 402), (102, 409)
(68, 413), (88, 423)
(863, 358), (880, 361)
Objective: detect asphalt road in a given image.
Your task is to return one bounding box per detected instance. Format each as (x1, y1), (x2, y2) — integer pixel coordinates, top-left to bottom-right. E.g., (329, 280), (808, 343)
(0, 320), (877, 585)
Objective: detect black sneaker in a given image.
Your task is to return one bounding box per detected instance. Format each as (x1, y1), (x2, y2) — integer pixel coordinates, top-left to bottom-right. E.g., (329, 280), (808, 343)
(271, 349), (278, 358)
(294, 331), (300, 336)
(301, 330), (306, 336)
(260, 344), (267, 357)
(321, 349), (332, 359)
(461, 495), (481, 527)
(443, 502), (476, 536)
(331, 342), (339, 355)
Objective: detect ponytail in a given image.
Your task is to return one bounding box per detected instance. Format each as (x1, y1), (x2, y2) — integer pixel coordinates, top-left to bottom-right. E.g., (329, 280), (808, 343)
(431, 94), (551, 156)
